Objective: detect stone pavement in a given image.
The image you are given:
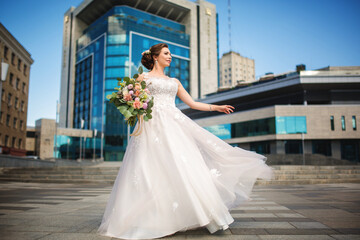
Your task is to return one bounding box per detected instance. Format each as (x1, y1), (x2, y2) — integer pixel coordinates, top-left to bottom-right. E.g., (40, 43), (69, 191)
(0, 181), (359, 240)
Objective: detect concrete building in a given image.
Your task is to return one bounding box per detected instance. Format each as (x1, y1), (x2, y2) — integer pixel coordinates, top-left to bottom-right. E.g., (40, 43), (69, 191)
(59, 0), (219, 161)
(219, 51), (255, 88)
(0, 23), (34, 156)
(178, 65), (360, 163)
(26, 118), (93, 160)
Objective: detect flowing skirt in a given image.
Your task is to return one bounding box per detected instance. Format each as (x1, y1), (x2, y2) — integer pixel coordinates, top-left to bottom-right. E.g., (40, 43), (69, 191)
(97, 105), (274, 239)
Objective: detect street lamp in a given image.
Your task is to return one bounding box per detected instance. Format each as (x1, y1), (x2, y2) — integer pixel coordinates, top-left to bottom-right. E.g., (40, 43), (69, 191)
(79, 118), (84, 161)
(93, 129), (97, 162)
(0, 59), (10, 111)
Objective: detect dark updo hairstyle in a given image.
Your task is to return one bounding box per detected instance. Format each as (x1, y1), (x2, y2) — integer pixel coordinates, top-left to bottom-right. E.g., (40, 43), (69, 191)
(141, 43), (169, 70)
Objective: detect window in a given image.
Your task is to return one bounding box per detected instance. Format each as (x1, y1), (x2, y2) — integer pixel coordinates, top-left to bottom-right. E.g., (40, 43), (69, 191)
(6, 114), (10, 126)
(352, 116), (357, 130)
(18, 138), (22, 148)
(17, 59), (22, 71)
(13, 117), (17, 128)
(12, 137), (16, 147)
(9, 73), (14, 85)
(23, 64), (27, 75)
(5, 135), (9, 147)
(22, 82), (26, 93)
(14, 97), (18, 109)
(312, 140), (332, 156)
(7, 93), (12, 105)
(285, 140), (303, 154)
(11, 53), (15, 65)
(330, 116), (334, 131)
(4, 46), (8, 59)
(20, 120), (23, 130)
(341, 116), (346, 131)
(21, 101), (25, 111)
(16, 78), (20, 89)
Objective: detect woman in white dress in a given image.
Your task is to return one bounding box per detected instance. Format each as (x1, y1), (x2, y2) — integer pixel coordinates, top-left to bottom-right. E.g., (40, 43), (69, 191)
(97, 43), (274, 239)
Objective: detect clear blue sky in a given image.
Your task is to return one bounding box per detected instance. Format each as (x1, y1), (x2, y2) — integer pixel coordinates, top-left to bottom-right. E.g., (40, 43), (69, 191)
(1, 0), (359, 127)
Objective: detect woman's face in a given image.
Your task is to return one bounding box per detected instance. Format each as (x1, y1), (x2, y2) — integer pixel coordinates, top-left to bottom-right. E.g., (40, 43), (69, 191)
(154, 47), (172, 68)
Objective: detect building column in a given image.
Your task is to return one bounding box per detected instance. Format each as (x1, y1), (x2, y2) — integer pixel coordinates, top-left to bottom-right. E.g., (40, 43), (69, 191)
(275, 141), (285, 154)
(331, 140), (341, 159)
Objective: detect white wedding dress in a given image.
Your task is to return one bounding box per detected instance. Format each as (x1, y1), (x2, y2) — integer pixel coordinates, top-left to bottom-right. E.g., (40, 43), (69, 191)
(97, 73), (274, 239)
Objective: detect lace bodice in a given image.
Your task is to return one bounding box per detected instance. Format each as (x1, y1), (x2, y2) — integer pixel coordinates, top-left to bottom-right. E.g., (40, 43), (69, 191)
(143, 73), (178, 108)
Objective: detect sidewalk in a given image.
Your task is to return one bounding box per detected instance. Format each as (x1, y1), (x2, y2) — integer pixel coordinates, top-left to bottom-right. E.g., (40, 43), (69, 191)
(0, 181), (359, 240)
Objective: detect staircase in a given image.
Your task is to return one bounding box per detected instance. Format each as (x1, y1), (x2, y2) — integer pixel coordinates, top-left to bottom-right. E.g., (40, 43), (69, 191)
(1, 164), (360, 185)
(256, 165), (360, 185)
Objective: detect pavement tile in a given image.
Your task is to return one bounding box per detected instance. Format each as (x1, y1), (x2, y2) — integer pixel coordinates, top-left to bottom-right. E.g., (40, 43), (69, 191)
(330, 235), (360, 240)
(259, 235), (335, 240)
(232, 213), (277, 218)
(275, 213), (305, 218)
(264, 229), (340, 235)
(289, 222), (329, 229)
(2, 230), (51, 240)
(230, 228), (268, 235)
(230, 222), (295, 229)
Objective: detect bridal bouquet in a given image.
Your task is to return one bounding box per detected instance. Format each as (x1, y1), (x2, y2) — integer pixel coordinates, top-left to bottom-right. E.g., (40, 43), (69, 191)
(106, 66), (154, 135)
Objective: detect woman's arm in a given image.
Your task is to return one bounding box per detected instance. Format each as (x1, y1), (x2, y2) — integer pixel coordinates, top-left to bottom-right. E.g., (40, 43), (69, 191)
(174, 79), (235, 114)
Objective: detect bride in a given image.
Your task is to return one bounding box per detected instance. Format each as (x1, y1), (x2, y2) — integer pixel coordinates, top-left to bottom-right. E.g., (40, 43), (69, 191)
(97, 43), (274, 239)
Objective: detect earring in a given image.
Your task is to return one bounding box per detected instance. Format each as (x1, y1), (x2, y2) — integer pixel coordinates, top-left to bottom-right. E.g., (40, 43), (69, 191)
(155, 60), (158, 65)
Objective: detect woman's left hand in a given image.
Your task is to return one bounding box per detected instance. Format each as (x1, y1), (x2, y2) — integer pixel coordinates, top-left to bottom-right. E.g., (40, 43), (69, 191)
(216, 105), (235, 114)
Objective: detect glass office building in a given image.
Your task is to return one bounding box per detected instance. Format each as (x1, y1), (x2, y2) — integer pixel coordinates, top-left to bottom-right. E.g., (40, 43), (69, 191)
(72, 6), (190, 161)
(60, 0), (219, 161)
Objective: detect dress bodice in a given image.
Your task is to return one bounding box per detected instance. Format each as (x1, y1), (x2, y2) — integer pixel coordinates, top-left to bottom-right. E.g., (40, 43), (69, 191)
(144, 73), (178, 108)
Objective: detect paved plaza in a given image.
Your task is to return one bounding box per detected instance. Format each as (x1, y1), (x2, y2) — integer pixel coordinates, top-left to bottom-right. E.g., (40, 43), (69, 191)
(0, 181), (359, 240)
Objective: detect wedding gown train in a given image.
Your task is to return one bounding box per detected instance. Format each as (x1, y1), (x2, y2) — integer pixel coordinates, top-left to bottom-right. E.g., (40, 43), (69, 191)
(97, 73), (274, 239)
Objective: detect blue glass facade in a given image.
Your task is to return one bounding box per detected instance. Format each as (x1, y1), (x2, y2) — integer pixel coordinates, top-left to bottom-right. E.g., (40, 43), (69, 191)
(74, 6), (190, 161)
(203, 116), (307, 139)
(54, 135), (99, 160)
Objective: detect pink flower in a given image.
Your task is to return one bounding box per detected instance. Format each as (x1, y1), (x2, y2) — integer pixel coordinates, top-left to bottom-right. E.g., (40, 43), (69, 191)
(143, 103), (148, 109)
(145, 98), (150, 103)
(127, 84), (133, 90)
(144, 88), (150, 94)
(133, 99), (142, 109)
(123, 94), (132, 101)
(129, 90), (134, 95)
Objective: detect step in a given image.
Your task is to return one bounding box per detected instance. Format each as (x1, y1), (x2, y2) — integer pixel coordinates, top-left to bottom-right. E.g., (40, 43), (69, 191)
(0, 174), (117, 180)
(0, 177), (115, 184)
(256, 178), (360, 185)
(274, 174), (360, 180)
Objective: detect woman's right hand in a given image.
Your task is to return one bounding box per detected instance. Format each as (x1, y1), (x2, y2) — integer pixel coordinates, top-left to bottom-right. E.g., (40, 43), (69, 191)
(216, 105), (235, 114)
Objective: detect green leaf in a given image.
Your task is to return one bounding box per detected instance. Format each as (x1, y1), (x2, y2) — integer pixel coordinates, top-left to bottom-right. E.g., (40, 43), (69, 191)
(118, 105), (127, 114)
(123, 77), (130, 83)
(141, 81), (146, 89)
(124, 110), (132, 119)
(128, 106), (134, 113)
(143, 115), (149, 121)
(133, 73), (139, 79)
(138, 66), (143, 74)
(116, 77), (122, 81)
(133, 110), (138, 115)
(146, 114), (152, 119)
(106, 94), (112, 100)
